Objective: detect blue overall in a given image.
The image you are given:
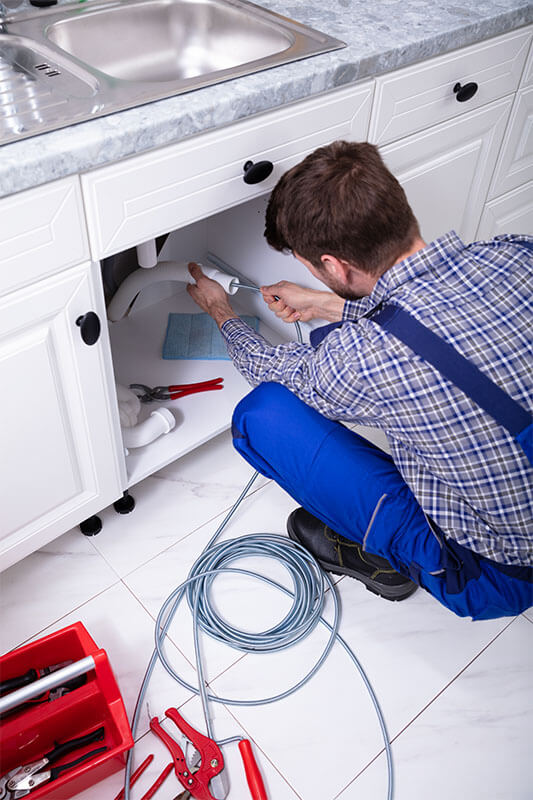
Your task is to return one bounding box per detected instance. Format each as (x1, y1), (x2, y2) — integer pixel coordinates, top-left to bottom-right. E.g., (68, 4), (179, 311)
(231, 267), (533, 620)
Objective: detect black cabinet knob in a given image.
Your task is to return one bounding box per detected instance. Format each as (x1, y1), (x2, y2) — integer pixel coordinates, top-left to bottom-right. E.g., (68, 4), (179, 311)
(453, 81), (478, 102)
(243, 160), (274, 184)
(76, 312), (101, 345)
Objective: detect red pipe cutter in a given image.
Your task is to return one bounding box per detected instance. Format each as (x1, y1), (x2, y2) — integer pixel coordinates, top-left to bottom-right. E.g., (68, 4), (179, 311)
(150, 707), (267, 800)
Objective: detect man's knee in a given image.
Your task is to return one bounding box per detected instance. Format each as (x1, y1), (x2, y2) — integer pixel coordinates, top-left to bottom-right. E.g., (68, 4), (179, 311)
(232, 382), (301, 443)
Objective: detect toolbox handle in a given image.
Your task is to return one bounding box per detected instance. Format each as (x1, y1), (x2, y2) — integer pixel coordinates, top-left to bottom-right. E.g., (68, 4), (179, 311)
(0, 655), (95, 715)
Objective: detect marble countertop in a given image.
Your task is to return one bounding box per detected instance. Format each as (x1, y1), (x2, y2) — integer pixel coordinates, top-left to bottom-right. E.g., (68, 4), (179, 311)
(1, 0), (531, 198)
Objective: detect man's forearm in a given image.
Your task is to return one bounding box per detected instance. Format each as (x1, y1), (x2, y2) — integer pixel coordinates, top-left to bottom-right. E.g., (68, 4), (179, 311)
(314, 292), (345, 322)
(209, 301), (239, 329)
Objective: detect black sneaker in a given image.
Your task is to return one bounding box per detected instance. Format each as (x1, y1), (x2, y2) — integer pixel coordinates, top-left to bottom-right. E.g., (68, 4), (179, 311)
(287, 507), (418, 601)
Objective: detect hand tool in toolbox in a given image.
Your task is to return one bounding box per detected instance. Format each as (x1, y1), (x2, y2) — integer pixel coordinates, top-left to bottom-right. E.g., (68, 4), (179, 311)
(130, 378), (224, 403)
(0, 661), (86, 716)
(149, 707), (268, 800)
(0, 727), (107, 798)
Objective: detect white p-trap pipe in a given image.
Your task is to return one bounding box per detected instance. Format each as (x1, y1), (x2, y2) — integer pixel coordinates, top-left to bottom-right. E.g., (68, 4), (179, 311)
(107, 261), (239, 322)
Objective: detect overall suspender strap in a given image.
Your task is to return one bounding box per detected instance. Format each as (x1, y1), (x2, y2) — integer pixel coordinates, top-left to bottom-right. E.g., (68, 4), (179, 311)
(370, 303), (533, 465)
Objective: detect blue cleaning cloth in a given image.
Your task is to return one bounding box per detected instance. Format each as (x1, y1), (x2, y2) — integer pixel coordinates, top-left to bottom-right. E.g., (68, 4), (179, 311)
(162, 312), (259, 360)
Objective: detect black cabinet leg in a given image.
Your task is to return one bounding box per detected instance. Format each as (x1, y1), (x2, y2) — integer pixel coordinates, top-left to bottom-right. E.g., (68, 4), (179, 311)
(80, 515), (103, 536)
(113, 490), (136, 515)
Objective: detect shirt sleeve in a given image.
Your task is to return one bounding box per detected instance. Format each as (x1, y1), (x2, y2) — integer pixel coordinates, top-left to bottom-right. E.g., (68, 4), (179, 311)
(342, 300), (359, 321)
(220, 317), (370, 422)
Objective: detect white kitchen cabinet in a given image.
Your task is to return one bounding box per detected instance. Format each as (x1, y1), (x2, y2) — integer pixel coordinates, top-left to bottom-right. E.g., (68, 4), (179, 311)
(369, 27), (531, 147)
(0, 259), (124, 571)
(479, 39), (533, 235)
(0, 177), (89, 298)
(81, 82), (374, 260)
(1, 27), (532, 570)
(380, 97), (514, 243)
(477, 183), (533, 237)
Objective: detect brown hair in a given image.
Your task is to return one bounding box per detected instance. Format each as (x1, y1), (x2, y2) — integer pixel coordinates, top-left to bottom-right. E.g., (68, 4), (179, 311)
(265, 141), (419, 275)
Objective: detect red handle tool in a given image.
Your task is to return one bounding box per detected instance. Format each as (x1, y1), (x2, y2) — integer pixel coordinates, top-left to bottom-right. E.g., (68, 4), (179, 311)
(150, 708), (224, 800)
(167, 379), (224, 400)
(239, 739), (268, 800)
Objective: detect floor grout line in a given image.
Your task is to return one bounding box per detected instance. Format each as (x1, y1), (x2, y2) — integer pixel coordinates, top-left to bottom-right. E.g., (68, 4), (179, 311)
(331, 614), (520, 798)
(114, 477), (274, 583)
(8, 576), (123, 652)
(211, 689), (305, 800)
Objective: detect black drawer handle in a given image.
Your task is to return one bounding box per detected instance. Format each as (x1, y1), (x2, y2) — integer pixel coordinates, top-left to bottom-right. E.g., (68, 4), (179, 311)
(76, 312), (101, 345)
(243, 160), (274, 184)
(453, 81), (478, 102)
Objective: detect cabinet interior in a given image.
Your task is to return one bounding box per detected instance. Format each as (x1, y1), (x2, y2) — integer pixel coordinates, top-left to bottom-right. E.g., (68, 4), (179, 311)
(105, 193), (327, 487)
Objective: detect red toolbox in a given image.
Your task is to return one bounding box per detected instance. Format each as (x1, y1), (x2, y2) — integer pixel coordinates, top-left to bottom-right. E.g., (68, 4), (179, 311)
(0, 622), (133, 799)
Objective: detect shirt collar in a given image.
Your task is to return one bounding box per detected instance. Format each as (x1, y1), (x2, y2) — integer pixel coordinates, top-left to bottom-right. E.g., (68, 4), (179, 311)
(344, 230), (465, 319)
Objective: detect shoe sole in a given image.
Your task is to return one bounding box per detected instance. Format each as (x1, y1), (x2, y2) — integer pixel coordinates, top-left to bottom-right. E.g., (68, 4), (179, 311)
(287, 526), (418, 602)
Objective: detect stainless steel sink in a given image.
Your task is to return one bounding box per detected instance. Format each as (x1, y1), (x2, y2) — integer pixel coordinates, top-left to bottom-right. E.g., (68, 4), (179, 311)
(0, 33), (99, 142)
(46, 0), (297, 84)
(2, 0), (345, 144)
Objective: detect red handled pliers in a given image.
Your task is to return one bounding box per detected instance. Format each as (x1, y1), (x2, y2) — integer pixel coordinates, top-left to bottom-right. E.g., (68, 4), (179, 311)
(130, 378), (224, 403)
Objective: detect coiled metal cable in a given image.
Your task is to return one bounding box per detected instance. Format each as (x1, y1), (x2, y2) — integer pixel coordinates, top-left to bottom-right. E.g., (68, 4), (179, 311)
(124, 472), (393, 800)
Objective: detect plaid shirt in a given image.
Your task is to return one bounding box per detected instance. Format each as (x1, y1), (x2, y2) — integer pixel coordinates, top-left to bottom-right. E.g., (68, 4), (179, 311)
(221, 231), (533, 566)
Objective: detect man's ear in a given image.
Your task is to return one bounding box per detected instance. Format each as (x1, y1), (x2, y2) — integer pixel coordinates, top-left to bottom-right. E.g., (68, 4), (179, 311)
(320, 254), (351, 281)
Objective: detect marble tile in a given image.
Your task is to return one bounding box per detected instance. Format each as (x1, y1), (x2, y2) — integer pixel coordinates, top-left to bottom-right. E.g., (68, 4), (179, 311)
(88, 431), (268, 577)
(208, 586), (387, 800)
(522, 609), (533, 624)
(207, 571), (514, 799)
(323, 573), (513, 739)
(30, 582), (196, 739)
(123, 481), (301, 684)
(335, 616), (533, 800)
(0, 528), (119, 653)
(72, 695), (301, 800)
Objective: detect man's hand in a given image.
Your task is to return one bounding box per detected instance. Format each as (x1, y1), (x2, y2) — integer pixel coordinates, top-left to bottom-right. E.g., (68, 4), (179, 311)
(186, 262), (238, 328)
(260, 281), (344, 323)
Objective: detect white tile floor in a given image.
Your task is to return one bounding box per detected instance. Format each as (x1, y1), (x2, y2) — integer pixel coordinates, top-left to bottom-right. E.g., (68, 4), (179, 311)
(1, 429), (532, 800)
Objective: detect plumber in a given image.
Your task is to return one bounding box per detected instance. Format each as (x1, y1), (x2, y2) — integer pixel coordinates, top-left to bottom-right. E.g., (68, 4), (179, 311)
(186, 140), (533, 620)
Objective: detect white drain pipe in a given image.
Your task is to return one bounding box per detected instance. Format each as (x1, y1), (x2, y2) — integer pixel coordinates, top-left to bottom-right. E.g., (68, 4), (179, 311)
(107, 261), (239, 322)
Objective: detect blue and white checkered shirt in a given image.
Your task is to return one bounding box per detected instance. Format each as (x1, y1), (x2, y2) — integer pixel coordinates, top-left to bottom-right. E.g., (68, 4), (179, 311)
(221, 232), (533, 566)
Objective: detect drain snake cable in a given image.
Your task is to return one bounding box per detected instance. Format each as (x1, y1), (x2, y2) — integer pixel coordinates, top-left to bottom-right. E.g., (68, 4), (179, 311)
(123, 302), (394, 800)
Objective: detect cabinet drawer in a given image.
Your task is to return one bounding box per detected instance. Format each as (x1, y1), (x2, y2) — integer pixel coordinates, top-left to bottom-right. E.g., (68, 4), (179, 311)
(81, 83), (373, 259)
(370, 27), (531, 146)
(0, 177), (89, 297)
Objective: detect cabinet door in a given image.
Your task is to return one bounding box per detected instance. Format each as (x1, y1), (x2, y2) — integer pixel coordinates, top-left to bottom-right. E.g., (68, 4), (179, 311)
(0, 262), (124, 570)
(380, 97), (513, 244)
(477, 183), (533, 237)
(487, 85), (533, 199)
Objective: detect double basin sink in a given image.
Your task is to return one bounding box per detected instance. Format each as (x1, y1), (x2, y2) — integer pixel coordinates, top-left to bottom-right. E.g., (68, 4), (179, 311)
(0, 0), (344, 144)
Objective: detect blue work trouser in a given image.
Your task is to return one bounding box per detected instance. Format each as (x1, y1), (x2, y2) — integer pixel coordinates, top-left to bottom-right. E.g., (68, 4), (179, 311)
(231, 382), (533, 620)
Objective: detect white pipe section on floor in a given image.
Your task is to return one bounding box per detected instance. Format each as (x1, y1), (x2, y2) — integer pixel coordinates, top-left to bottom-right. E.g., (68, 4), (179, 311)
(107, 260), (239, 322)
(121, 407), (176, 449)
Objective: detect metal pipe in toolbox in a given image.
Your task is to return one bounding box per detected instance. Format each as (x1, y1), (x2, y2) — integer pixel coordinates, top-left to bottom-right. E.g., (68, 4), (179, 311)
(0, 655), (95, 714)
